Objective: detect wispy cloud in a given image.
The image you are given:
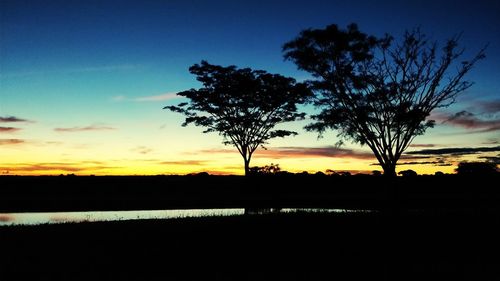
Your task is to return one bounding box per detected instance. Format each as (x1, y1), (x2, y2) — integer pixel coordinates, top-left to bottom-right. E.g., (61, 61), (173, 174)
(0, 127), (21, 133)
(0, 139), (25, 145)
(201, 146), (375, 160)
(160, 160), (207, 166)
(470, 99), (500, 114)
(134, 92), (178, 102)
(397, 160), (452, 166)
(0, 162), (119, 173)
(0, 116), (30, 123)
(483, 139), (499, 145)
(406, 146), (500, 156)
(409, 144), (436, 148)
(112, 95), (127, 102)
(112, 92), (179, 102)
(132, 146), (153, 155)
(54, 125), (116, 132)
(478, 156), (500, 164)
(433, 110), (500, 133)
(257, 146), (375, 160)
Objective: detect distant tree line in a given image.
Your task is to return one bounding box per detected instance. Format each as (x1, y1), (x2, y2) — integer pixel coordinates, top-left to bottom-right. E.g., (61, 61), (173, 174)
(166, 23), (487, 176)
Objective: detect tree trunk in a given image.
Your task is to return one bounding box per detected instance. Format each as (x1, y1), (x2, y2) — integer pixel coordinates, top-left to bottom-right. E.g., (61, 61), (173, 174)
(244, 158), (250, 176)
(383, 163), (397, 177)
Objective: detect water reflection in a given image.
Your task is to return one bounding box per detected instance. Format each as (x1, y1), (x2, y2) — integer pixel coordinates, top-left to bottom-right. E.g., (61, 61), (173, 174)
(0, 209), (245, 226)
(0, 208), (373, 226)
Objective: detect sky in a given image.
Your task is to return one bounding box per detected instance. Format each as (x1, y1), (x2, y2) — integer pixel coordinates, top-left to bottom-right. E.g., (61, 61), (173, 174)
(1, 0), (499, 175)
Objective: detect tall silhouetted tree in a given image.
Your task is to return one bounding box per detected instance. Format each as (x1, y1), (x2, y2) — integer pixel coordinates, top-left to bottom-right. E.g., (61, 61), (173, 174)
(283, 24), (485, 176)
(165, 61), (311, 176)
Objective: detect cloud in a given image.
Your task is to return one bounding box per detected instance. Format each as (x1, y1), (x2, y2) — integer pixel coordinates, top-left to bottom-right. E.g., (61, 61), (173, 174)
(2, 165), (83, 172)
(202, 146), (375, 160)
(132, 146), (153, 155)
(134, 92), (178, 102)
(0, 127), (21, 133)
(0, 139), (25, 145)
(44, 141), (64, 145)
(472, 99), (500, 114)
(406, 146), (500, 156)
(0, 116), (30, 123)
(54, 125), (116, 132)
(257, 146), (375, 160)
(397, 160), (452, 166)
(112, 95), (127, 102)
(160, 160), (207, 166)
(483, 139), (499, 145)
(433, 110), (500, 133)
(409, 144), (436, 148)
(112, 92), (179, 102)
(478, 156), (500, 164)
(0, 162), (119, 173)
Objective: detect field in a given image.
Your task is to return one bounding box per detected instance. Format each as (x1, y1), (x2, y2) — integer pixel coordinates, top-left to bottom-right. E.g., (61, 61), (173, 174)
(1, 175), (499, 280)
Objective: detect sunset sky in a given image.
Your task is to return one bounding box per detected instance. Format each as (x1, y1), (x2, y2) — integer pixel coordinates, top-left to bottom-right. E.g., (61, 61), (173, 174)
(1, 0), (499, 175)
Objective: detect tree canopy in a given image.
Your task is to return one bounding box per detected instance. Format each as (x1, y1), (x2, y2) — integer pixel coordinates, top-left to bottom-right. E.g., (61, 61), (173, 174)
(456, 162), (498, 175)
(283, 23), (486, 176)
(165, 61), (311, 175)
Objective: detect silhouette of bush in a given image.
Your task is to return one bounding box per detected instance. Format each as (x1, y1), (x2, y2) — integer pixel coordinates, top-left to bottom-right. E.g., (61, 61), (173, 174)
(249, 163), (281, 175)
(187, 172), (210, 177)
(398, 170), (417, 177)
(456, 162), (498, 175)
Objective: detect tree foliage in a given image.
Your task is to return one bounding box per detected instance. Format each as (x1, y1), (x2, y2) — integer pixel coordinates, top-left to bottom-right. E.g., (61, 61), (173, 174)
(283, 24), (486, 176)
(248, 163), (282, 175)
(165, 61), (311, 175)
(456, 162), (498, 175)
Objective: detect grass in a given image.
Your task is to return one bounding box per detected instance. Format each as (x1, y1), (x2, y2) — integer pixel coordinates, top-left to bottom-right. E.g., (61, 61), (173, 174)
(1, 211), (499, 281)
(1, 174), (499, 280)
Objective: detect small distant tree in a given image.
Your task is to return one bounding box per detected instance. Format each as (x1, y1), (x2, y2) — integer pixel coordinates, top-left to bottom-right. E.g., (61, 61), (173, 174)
(456, 162), (498, 175)
(165, 61), (311, 176)
(283, 24), (486, 176)
(249, 163), (281, 175)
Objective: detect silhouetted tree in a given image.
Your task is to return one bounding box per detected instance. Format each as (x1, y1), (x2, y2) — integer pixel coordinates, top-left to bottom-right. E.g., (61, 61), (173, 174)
(283, 24), (486, 176)
(249, 163), (281, 175)
(165, 61), (311, 175)
(456, 161), (498, 175)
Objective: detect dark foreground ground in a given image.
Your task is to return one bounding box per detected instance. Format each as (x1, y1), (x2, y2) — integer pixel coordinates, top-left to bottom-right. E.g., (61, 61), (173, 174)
(1, 175), (499, 280)
(1, 212), (499, 281)
(1, 174), (500, 212)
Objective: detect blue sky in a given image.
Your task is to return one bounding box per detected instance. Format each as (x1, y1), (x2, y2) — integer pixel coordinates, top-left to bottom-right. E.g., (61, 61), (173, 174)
(1, 0), (499, 175)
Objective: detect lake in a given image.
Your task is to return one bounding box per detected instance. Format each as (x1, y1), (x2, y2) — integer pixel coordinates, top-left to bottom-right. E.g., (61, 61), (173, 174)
(0, 208), (368, 226)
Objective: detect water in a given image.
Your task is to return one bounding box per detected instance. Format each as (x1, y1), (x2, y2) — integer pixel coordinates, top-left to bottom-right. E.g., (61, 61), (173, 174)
(0, 208), (373, 226)
(0, 209), (245, 226)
